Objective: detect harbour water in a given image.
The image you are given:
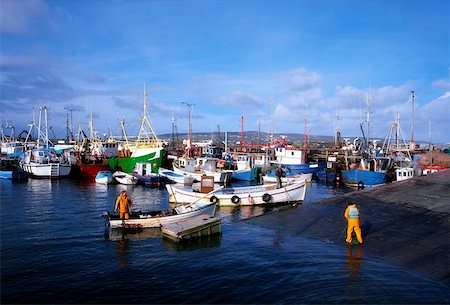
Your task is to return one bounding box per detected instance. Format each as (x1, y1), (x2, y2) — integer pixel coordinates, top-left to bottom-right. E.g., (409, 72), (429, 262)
(1, 178), (449, 304)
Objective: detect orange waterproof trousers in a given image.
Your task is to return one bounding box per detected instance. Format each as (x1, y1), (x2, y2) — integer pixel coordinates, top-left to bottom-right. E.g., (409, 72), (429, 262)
(346, 218), (363, 243)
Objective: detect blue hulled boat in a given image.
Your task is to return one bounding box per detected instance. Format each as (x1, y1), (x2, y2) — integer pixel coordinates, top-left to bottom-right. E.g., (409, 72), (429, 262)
(316, 168), (336, 182)
(0, 158), (29, 180)
(342, 169), (386, 188)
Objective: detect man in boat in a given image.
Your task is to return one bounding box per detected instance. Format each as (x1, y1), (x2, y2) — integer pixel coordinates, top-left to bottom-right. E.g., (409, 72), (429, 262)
(275, 165), (285, 189)
(344, 202), (363, 244)
(115, 190), (133, 219)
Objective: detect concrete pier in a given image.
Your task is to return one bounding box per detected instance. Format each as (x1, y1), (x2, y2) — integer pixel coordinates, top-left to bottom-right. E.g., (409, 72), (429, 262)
(246, 169), (450, 286)
(162, 215), (221, 242)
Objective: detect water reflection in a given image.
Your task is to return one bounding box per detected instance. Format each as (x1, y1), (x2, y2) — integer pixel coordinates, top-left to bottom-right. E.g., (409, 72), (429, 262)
(162, 234), (222, 251)
(105, 227), (162, 241)
(346, 244), (363, 277)
(106, 227), (162, 267)
(218, 204), (296, 222)
(116, 236), (129, 268)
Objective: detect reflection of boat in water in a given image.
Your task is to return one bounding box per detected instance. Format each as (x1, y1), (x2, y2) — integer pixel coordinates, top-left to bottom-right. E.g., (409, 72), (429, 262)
(162, 233), (221, 251)
(105, 227), (162, 241)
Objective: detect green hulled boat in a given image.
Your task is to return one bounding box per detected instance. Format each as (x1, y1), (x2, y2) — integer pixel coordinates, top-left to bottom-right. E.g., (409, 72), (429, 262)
(109, 85), (165, 174)
(108, 147), (164, 173)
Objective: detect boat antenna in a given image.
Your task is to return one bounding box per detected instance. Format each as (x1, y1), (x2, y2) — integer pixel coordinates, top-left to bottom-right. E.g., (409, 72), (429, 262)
(410, 90), (415, 151)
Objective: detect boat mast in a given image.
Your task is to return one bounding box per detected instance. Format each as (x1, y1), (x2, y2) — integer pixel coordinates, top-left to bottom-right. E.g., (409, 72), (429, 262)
(303, 102), (307, 164)
(410, 90), (415, 151)
(89, 112), (95, 141)
(240, 114), (244, 152)
(269, 91), (274, 145)
(366, 92), (372, 151)
(136, 84), (161, 147)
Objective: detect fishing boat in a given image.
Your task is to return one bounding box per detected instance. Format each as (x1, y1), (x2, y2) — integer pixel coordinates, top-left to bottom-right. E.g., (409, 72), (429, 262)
(262, 167), (312, 183)
(0, 158), (28, 180)
(227, 155), (259, 181)
(273, 140), (325, 175)
(1, 124), (26, 158)
(133, 163), (173, 186)
(95, 171), (113, 184)
(315, 168), (336, 182)
(113, 171), (138, 185)
(103, 201), (217, 229)
(158, 167), (196, 184)
(108, 86), (164, 174)
(166, 179), (307, 206)
(172, 157), (232, 184)
(20, 107), (72, 178)
(70, 113), (111, 177)
(342, 165), (387, 188)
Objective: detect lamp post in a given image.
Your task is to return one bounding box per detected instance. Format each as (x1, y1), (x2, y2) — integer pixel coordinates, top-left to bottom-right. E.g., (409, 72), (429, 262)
(181, 102), (195, 158)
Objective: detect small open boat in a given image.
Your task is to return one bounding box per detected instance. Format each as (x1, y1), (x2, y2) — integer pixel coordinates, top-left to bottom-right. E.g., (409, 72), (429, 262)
(95, 171), (113, 184)
(113, 171), (138, 185)
(103, 201), (217, 229)
(166, 179), (307, 206)
(158, 168), (196, 184)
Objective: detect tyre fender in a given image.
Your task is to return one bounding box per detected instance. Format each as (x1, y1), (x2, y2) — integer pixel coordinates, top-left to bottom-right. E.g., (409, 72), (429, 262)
(262, 193), (272, 202)
(231, 195), (240, 204)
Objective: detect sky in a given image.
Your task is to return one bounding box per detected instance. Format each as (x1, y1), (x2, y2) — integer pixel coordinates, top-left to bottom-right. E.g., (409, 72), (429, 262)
(1, 0), (449, 144)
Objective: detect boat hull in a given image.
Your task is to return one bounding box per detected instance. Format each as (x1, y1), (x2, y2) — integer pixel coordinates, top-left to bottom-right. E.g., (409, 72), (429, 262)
(262, 173), (312, 183)
(166, 180), (307, 206)
(342, 169), (386, 188)
(113, 171), (138, 185)
(283, 162), (326, 174)
(21, 163), (71, 178)
(316, 169), (336, 182)
(0, 170), (29, 180)
(95, 171), (113, 184)
(105, 202), (217, 229)
(108, 149), (163, 174)
(158, 168), (196, 184)
(230, 168), (258, 181)
(79, 164), (110, 176)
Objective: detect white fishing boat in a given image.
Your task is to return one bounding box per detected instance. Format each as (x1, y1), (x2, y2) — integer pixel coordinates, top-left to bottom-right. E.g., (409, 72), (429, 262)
(172, 157), (232, 184)
(95, 171), (113, 184)
(158, 167), (196, 184)
(103, 201), (217, 229)
(166, 179), (307, 207)
(20, 106), (72, 178)
(262, 167), (312, 183)
(113, 171), (138, 185)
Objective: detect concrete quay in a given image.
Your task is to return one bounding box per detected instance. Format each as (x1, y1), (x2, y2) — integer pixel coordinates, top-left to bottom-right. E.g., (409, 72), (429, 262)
(246, 169), (450, 286)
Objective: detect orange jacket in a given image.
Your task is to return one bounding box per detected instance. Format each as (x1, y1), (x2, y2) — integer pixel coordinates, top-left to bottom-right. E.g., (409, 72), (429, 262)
(115, 194), (132, 213)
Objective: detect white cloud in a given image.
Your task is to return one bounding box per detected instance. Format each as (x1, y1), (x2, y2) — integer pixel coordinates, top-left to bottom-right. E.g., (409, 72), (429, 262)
(281, 68), (321, 91)
(218, 91), (265, 109)
(432, 78), (450, 91)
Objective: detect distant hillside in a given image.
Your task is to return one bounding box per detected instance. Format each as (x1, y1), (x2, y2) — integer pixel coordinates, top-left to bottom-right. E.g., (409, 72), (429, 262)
(158, 131), (335, 144)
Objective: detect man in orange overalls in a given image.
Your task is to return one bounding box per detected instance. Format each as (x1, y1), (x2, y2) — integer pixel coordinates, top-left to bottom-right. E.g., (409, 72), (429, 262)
(344, 202), (363, 244)
(115, 190), (133, 219)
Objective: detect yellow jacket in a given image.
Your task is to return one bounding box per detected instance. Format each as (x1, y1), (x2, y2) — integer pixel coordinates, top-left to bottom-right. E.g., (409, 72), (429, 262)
(115, 194), (132, 213)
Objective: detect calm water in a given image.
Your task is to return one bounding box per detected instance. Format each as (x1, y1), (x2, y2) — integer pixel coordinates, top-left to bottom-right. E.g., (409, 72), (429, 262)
(1, 178), (449, 304)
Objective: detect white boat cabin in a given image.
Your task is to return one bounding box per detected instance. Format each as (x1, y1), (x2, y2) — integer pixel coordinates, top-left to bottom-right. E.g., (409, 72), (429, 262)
(275, 146), (305, 165)
(236, 155), (255, 170)
(134, 162), (155, 176)
(395, 167), (414, 181)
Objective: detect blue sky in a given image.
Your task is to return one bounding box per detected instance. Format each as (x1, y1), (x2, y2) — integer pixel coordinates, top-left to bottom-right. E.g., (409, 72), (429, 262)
(1, 0), (449, 143)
